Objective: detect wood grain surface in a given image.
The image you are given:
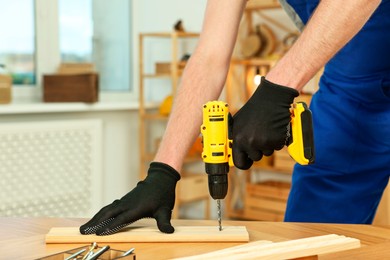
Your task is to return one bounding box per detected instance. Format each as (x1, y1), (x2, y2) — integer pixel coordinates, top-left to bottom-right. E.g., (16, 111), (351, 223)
(45, 226), (249, 243)
(2, 218), (390, 260)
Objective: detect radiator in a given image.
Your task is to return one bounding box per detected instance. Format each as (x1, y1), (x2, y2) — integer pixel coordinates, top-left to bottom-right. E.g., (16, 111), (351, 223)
(0, 119), (102, 217)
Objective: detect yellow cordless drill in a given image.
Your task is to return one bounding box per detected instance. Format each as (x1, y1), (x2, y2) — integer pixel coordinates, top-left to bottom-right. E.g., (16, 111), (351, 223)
(201, 101), (233, 231)
(201, 101), (315, 231)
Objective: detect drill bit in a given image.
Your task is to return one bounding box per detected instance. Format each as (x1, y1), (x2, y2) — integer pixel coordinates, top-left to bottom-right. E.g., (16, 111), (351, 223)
(217, 199), (222, 231)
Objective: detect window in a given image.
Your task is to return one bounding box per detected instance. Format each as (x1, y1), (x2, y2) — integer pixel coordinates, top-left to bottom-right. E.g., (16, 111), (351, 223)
(0, 0), (35, 85)
(59, 0), (93, 63)
(90, 0), (132, 91)
(0, 0), (133, 98)
(59, 0), (132, 91)
(58, 0), (132, 91)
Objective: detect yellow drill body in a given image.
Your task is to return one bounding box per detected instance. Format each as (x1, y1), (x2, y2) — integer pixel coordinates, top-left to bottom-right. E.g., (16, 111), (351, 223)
(201, 101), (233, 201)
(201, 101), (233, 167)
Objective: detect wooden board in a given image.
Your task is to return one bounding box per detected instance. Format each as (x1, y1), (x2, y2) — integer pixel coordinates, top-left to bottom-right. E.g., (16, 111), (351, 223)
(173, 234), (360, 260)
(45, 226), (249, 244)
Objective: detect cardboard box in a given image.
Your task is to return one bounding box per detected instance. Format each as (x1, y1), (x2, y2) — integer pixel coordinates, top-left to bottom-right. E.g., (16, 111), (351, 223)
(43, 73), (98, 103)
(0, 74), (12, 104)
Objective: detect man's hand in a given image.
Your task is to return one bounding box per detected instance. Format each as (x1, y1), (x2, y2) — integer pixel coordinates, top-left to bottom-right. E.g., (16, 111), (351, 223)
(79, 162), (180, 235)
(232, 77), (299, 170)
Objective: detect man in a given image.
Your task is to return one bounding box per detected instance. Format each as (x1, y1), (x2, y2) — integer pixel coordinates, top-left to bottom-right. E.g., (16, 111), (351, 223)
(80, 0), (388, 235)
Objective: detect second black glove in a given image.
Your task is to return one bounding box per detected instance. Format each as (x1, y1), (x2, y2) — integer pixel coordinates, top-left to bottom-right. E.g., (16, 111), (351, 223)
(232, 77), (299, 170)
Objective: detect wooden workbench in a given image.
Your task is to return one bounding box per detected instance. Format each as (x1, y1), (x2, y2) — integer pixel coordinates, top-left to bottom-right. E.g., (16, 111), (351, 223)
(1, 218), (389, 259)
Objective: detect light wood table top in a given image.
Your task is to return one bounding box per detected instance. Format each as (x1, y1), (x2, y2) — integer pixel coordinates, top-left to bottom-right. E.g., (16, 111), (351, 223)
(1, 218), (389, 259)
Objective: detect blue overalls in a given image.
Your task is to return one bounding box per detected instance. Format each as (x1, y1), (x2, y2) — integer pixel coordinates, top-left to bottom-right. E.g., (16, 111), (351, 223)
(282, 0), (390, 223)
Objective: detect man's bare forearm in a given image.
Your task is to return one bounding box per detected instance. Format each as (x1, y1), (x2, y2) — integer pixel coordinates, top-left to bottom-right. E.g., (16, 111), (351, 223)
(266, 0), (381, 90)
(154, 0), (247, 172)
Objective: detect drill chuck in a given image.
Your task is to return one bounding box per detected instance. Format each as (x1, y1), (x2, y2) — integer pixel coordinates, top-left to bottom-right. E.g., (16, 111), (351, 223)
(206, 163), (229, 200)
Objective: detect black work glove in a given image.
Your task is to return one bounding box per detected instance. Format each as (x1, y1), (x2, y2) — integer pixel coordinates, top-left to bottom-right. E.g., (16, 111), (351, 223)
(232, 77), (299, 170)
(80, 162), (180, 235)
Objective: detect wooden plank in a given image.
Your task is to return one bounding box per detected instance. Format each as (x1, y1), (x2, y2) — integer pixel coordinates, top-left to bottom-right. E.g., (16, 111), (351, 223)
(45, 226), (249, 244)
(174, 234), (360, 260)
